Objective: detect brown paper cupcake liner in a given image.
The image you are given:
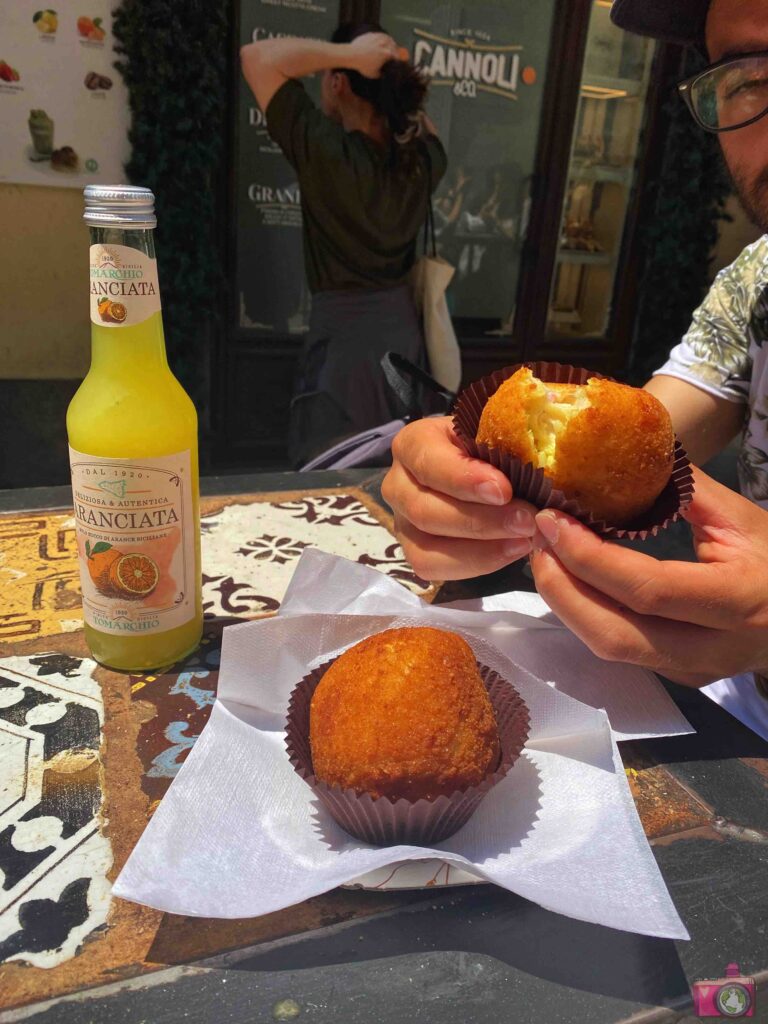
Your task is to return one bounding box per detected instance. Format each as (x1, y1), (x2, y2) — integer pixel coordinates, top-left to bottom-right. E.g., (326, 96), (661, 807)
(285, 657), (530, 847)
(452, 361), (695, 540)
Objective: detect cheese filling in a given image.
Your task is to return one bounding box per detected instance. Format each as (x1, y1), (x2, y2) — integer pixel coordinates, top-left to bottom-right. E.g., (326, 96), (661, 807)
(525, 383), (591, 470)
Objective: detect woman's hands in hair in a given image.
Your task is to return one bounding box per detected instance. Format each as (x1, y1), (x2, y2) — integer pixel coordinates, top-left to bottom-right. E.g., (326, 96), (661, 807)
(241, 33), (400, 111)
(348, 32), (401, 78)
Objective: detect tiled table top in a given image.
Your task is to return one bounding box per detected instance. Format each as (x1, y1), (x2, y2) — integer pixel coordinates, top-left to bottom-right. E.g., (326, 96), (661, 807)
(0, 476), (437, 1008)
(0, 471), (767, 1024)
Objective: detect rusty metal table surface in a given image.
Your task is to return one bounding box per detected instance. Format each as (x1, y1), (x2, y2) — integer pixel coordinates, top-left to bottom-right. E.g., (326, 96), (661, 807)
(0, 469), (767, 1024)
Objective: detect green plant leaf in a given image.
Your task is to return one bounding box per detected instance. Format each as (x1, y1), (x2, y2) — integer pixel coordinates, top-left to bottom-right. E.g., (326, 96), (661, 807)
(628, 46), (733, 385)
(33, 11), (43, 22)
(91, 541), (113, 555)
(93, 16), (103, 27)
(111, 0), (228, 406)
(85, 540), (91, 557)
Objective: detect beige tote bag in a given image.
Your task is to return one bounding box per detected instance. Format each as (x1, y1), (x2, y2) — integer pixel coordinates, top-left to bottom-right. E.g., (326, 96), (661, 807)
(410, 198), (462, 393)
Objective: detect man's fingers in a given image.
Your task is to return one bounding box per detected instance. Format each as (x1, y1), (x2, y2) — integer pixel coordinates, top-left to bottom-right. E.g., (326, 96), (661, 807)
(390, 418), (513, 505)
(683, 465), (749, 534)
(533, 509), (749, 630)
(660, 669), (721, 688)
(383, 418), (534, 579)
(529, 548), (720, 683)
(383, 462), (537, 540)
(395, 514), (532, 581)
(683, 465), (768, 563)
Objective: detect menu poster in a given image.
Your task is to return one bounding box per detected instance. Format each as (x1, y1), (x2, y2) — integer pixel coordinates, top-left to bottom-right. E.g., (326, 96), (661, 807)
(388, 0), (556, 326)
(0, 1), (130, 187)
(235, 0), (336, 335)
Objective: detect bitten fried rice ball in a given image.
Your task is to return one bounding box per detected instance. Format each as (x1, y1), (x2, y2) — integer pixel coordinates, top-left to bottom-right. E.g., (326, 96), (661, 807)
(309, 627), (500, 801)
(476, 367), (675, 524)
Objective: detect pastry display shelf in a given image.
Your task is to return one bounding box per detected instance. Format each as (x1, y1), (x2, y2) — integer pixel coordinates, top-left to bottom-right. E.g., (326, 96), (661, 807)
(556, 250), (613, 266)
(581, 74), (644, 100)
(569, 163), (634, 185)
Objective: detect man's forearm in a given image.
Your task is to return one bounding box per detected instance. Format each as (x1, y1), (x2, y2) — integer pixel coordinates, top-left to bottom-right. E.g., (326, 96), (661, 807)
(643, 374), (745, 466)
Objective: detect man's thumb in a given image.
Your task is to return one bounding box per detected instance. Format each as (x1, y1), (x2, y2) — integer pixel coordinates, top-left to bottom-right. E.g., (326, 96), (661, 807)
(681, 465), (743, 530)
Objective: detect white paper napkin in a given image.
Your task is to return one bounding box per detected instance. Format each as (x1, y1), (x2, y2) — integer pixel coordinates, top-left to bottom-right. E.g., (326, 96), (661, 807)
(278, 550), (693, 743)
(114, 609), (689, 940)
(703, 673), (768, 741)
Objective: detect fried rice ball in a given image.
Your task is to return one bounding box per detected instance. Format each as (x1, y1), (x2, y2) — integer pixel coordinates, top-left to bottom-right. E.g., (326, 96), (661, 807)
(476, 367), (675, 524)
(309, 627), (500, 801)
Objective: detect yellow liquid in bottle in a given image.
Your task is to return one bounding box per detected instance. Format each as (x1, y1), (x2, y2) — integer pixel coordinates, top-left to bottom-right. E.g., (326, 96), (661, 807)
(68, 307), (203, 671)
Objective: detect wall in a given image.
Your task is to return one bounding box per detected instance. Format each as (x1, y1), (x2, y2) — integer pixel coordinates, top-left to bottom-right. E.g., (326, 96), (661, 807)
(0, 182), (88, 489)
(0, 182), (89, 380)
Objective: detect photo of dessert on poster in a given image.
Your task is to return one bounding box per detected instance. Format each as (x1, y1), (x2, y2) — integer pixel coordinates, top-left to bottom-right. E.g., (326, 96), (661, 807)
(0, 3), (129, 187)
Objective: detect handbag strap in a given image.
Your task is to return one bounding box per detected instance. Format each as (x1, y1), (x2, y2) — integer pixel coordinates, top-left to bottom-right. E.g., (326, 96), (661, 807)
(381, 351), (455, 419)
(422, 143), (437, 259)
(426, 193), (437, 258)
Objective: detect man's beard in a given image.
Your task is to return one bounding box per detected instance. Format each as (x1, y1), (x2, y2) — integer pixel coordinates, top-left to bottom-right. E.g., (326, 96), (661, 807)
(730, 162), (768, 234)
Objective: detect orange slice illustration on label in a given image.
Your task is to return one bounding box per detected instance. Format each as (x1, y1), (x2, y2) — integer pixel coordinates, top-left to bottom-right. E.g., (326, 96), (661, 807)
(109, 552), (159, 599)
(86, 540), (122, 596)
(97, 298), (128, 323)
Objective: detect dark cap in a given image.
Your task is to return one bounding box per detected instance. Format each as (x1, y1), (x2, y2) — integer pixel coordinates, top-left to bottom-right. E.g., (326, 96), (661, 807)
(610, 0), (710, 46)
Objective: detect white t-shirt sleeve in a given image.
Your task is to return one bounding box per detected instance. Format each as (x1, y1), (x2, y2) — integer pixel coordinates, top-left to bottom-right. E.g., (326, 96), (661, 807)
(653, 237), (768, 403)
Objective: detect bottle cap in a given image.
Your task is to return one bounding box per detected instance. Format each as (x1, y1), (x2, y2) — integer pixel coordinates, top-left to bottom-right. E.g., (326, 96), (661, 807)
(83, 184), (157, 228)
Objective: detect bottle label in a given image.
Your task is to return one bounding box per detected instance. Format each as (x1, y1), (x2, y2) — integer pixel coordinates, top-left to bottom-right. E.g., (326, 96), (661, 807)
(89, 244), (161, 328)
(69, 447), (197, 636)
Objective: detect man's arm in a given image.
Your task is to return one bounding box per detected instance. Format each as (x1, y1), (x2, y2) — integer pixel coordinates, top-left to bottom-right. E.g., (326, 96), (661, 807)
(644, 374), (745, 465)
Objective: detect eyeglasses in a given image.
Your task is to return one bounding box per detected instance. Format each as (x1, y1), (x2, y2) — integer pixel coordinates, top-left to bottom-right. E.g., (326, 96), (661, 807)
(678, 50), (768, 132)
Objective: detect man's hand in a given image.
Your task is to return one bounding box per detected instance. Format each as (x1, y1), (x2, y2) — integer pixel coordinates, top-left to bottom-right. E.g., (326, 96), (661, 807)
(347, 32), (400, 78)
(382, 417), (538, 581)
(529, 467), (768, 687)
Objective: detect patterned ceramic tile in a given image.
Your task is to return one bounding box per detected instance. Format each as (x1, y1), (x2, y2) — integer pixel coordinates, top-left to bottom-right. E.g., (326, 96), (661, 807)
(0, 487), (428, 978)
(0, 652), (111, 969)
(201, 493), (429, 620)
(133, 634), (222, 804)
(0, 515), (81, 642)
(0, 492), (428, 636)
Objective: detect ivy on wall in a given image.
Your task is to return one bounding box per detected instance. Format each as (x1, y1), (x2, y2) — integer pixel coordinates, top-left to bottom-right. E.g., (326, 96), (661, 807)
(629, 47), (733, 384)
(112, 0), (228, 409)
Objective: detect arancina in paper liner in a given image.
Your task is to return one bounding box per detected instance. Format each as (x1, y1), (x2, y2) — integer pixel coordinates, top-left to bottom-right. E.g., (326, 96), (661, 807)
(453, 361), (695, 540)
(285, 655), (530, 847)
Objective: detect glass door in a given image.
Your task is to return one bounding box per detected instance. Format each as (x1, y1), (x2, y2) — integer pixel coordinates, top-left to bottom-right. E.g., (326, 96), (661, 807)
(386, 0), (558, 341)
(547, 0), (655, 341)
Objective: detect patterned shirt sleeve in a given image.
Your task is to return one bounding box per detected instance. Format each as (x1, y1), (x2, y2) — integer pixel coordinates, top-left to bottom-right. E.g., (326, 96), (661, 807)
(653, 236), (768, 403)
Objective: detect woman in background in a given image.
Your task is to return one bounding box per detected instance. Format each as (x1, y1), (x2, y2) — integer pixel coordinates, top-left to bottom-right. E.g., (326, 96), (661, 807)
(241, 24), (447, 467)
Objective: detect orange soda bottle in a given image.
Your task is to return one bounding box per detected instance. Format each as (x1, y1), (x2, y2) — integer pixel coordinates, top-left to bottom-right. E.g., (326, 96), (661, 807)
(67, 185), (203, 670)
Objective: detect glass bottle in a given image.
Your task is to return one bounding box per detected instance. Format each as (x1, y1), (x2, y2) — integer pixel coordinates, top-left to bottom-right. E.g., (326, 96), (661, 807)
(67, 185), (203, 670)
